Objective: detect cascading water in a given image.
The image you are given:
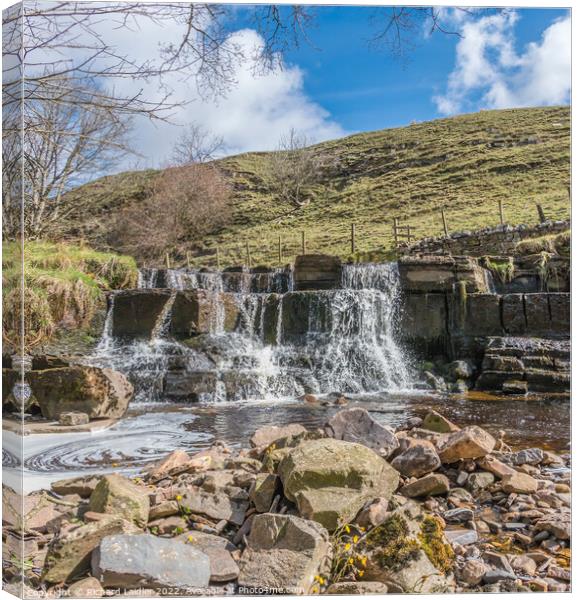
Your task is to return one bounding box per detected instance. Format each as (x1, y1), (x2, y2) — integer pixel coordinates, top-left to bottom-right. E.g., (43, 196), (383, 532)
(89, 262), (413, 403)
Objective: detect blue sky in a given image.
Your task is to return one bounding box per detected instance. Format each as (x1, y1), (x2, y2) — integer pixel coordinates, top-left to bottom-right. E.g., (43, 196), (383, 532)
(111, 5), (570, 168)
(261, 6), (570, 133)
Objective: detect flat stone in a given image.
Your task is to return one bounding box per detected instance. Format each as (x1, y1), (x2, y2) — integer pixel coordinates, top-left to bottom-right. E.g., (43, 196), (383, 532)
(476, 456), (517, 479)
(483, 569), (516, 584)
(88, 474), (150, 527)
(238, 513), (331, 595)
(534, 513), (570, 540)
(144, 449), (192, 478)
(92, 534), (210, 591)
(59, 412), (90, 426)
(502, 380), (528, 395)
(445, 528), (478, 547)
(501, 472), (538, 494)
(148, 500), (179, 520)
(325, 408), (399, 457)
(437, 427), (496, 463)
(401, 473), (450, 498)
(180, 487), (248, 526)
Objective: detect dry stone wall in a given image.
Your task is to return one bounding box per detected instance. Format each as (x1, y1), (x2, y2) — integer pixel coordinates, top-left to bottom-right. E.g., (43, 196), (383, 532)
(401, 220), (569, 257)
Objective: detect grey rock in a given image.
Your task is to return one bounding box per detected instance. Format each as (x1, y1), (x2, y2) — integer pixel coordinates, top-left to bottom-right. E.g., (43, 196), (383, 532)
(180, 487), (248, 526)
(510, 448), (544, 466)
(92, 534), (210, 590)
(444, 508), (474, 523)
(483, 569), (516, 584)
(445, 528), (479, 546)
(391, 440), (441, 478)
(326, 581), (388, 594)
(325, 408), (399, 457)
(466, 472), (495, 494)
(238, 513), (331, 595)
(250, 423), (307, 448)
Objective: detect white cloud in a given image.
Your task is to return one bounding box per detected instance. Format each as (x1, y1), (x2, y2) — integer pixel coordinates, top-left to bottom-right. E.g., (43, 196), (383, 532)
(101, 24), (345, 168)
(434, 11), (571, 115)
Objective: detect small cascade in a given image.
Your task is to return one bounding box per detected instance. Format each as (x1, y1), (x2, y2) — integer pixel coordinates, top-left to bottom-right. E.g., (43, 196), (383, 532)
(91, 261), (414, 403)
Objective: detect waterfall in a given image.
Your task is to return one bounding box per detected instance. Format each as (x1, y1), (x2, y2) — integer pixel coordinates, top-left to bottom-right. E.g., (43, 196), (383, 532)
(90, 262), (413, 403)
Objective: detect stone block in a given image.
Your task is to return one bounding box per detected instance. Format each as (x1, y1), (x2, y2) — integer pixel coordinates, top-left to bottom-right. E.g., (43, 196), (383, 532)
(294, 254), (342, 291)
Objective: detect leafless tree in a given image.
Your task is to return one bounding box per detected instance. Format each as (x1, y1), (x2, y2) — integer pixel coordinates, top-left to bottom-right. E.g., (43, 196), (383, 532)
(171, 123), (225, 165)
(2, 80), (132, 240)
(265, 129), (337, 209)
(368, 7), (499, 58)
(113, 163), (232, 261)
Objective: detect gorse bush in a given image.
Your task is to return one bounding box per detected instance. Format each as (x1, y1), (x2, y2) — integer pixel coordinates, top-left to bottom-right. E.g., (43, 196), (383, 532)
(2, 241), (138, 350)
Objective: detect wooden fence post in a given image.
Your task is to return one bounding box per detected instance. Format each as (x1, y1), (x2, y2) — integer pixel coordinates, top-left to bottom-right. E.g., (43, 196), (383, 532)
(245, 241), (252, 267)
(536, 204), (547, 224)
(278, 235), (282, 265)
(441, 210), (449, 236)
(393, 218), (399, 247)
(301, 231), (306, 255)
(186, 251), (191, 269)
(350, 223), (356, 254)
(165, 252), (171, 269)
(498, 199), (504, 225)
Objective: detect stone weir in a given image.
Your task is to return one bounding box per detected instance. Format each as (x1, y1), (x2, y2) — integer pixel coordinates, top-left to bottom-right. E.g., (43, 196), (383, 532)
(396, 255), (570, 394)
(91, 259), (413, 403)
(93, 252), (569, 402)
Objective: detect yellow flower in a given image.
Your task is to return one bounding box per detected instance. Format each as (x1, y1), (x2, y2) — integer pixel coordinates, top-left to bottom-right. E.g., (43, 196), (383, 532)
(358, 570), (364, 578)
(348, 558), (354, 565)
(361, 557), (367, 567)
(187, 535), (195, 543)
(344, 543), (351, 551)
(314, 575), (320, 582)
(311, 587), (319, 594)
(345, 525), (351, 533)
(175, 494), (183, 501)
(353, 535), (359, 543)
(359, 526), (365, 532)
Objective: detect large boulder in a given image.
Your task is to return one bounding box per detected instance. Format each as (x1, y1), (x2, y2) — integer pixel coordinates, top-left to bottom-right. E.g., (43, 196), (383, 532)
(278, 438), (400, 531)
(92, 534), (210, 591)
(27, 366), (132, 420)
(43, 517), (138, 583)
(238, 513), (331, 595)
(437, 427), (496, 464)
(325, 408), (399, 457)
(88, 474), (149, 527)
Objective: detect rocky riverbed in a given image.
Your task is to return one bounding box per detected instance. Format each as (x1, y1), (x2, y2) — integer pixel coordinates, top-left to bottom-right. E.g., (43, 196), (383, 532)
(3, 407), (571, 597)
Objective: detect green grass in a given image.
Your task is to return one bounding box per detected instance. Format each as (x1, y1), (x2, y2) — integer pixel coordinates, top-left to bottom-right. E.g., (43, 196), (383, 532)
(58, 106), (570, 268)
(2, 241), (138, 350)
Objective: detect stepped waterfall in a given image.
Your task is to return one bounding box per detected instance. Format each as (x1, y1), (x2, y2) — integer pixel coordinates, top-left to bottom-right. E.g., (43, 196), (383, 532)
(89, 263), (413, 403)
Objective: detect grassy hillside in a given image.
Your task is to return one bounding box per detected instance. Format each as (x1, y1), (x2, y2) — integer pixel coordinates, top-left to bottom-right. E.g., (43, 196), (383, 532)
(2, 242), (138, 351)
(59, 106), (570, 267)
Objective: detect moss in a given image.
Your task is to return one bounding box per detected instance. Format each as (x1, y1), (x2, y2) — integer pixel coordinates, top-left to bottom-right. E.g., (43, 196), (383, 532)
(364, 514), (421, 571)
(481, 256), (515, 284)
(418, 516), (455, 574)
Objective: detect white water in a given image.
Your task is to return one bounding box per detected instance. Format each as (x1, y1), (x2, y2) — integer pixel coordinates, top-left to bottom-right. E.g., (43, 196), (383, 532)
(87, 262), (414, 403)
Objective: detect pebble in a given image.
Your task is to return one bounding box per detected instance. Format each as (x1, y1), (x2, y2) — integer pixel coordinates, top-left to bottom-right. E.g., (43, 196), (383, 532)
(483, 569), (516, 584)
(444, 508), (474, 523)
(445, 528), (479, 546)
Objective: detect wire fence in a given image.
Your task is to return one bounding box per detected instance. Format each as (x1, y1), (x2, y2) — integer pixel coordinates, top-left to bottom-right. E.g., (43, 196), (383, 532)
(158, 195), (570, 270)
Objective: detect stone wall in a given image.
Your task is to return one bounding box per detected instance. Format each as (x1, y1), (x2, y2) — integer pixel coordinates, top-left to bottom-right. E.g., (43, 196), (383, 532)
(401, 220), (569, 257)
